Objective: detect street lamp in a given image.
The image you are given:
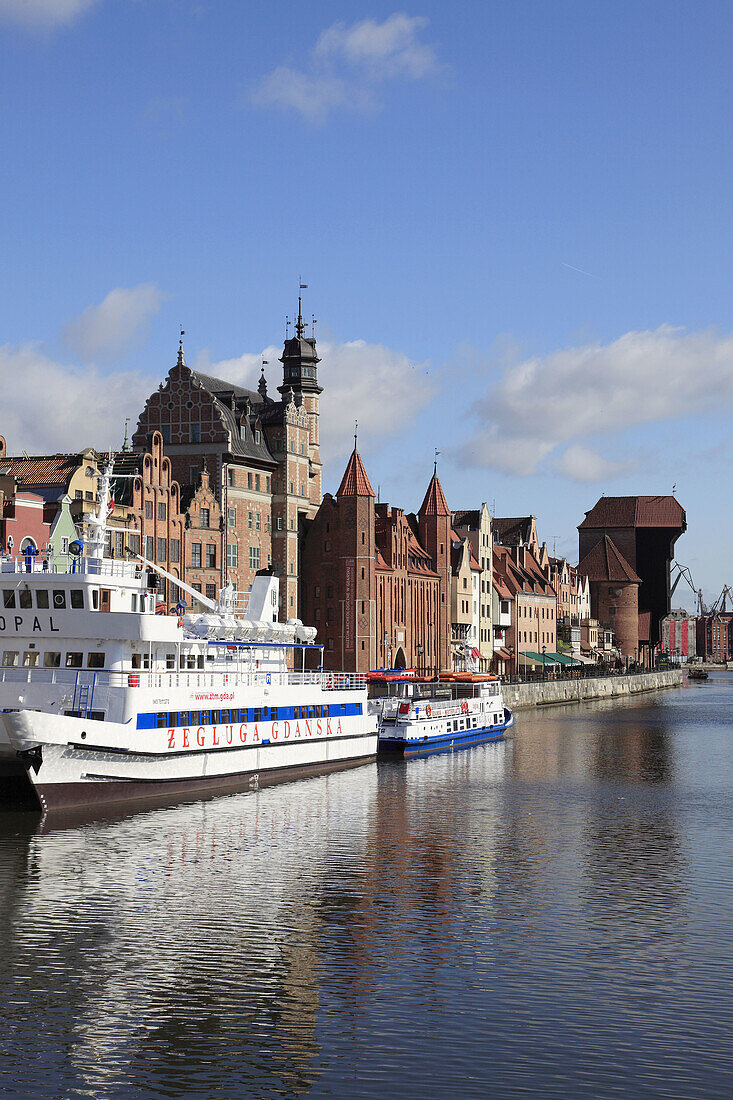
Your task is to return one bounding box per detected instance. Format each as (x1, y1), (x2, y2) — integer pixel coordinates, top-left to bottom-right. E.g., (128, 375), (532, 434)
(542, 644), (546, 682)
(416, 643), (424, 676)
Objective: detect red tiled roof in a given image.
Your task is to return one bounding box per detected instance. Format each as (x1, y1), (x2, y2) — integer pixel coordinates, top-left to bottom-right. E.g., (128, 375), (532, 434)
(419, 472), (451, 517)
(577, 535), (641, 584)
(0, 454), (85, 488)
(337, 449), (374, 497)
(579, 495), (686, 530)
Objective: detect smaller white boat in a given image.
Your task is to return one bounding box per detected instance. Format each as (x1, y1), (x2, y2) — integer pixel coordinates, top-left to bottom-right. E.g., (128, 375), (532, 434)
(373, 674), (513, 757)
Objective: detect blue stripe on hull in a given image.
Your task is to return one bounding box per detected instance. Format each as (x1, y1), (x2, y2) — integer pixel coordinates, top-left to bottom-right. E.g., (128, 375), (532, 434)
(379, 722), (508, 758)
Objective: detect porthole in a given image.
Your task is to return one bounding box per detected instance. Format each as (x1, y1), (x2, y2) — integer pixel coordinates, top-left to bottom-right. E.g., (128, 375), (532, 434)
(53, 593), (65, 608)
(80, 731), (87, 740)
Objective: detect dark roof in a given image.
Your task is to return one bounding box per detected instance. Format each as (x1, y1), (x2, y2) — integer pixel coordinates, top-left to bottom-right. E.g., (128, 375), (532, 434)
(577, 535), (641, 584)
(492, 516), (535, 546)
(190, 370), (278, 469)
(452, 509), (480, 530)
(337, 449), (374, 497)
(0, 454), (89, 489)
(579, 495), (686, 530)
(110, 452), (144, 506)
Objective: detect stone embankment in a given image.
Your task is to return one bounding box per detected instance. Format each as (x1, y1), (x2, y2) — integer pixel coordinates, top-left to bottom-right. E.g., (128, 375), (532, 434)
(506, 669), (683, 710)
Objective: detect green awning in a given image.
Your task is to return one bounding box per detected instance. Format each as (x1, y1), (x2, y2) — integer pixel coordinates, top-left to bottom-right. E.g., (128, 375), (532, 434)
(520, 650), (561, 665)
(546, 651), (582, 666)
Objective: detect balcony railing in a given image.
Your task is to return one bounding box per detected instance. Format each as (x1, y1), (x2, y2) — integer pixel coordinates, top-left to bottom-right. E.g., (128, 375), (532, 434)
(0, 667), (367, 693)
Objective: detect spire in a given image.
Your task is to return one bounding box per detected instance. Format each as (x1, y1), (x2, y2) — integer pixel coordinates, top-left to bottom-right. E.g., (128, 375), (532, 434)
(177, 327), (186, 367)
(419, 469), (451, 517)
(121, 417), (131, 453)
(258, 364), (268, 399)
(296, 277), (307, 337)
(337, 447), (375, 498)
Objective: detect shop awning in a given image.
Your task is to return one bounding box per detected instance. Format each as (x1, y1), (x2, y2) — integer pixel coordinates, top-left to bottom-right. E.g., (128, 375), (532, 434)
(546, 651), (582, 666)
(520, 650), (561, 666)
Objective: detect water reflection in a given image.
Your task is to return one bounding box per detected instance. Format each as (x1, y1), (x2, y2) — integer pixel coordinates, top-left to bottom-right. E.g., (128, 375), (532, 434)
(1, 685), (733, 1099)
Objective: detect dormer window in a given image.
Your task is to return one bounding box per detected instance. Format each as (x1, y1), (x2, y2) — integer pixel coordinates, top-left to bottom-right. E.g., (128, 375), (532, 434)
(239, 424), (246, 440)
(254, 430), (261, 445)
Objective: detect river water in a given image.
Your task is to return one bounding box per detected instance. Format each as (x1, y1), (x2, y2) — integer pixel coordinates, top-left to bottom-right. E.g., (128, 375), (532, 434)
(1, 675), (732, 1099)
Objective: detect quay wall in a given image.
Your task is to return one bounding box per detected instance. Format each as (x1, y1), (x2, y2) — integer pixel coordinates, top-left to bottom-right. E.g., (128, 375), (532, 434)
(506, 669), (683, 710)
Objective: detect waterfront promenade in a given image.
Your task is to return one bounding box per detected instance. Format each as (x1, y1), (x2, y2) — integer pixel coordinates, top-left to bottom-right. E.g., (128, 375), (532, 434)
(506, 668), (682, 709)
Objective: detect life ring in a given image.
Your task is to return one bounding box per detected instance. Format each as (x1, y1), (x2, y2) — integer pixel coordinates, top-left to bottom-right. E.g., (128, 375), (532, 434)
(461, 701), (469, 715)
(426, 704), (432, 717)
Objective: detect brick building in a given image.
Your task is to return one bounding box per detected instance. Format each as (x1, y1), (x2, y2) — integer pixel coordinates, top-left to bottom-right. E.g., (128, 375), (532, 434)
(576, 535), (641, 658)
(696, 612), (733, 663)
(133, 304), (322, 616)
(661, 609), (697, 662)
(300, 448), (451, 675)
(452, 504), (493, 669)
(493, 543), (557, 674)
(578, 496), (686, 658)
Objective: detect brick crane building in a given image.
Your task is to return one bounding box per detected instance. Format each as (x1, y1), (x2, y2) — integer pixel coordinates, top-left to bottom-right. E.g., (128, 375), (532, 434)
(578, 496), (686, 659)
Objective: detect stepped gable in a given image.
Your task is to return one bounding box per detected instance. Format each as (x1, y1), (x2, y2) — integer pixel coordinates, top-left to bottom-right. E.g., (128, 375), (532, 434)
(579, 495), (685, 529)
(419, 471), (450, 517)
(337, 448), (374, 498)
(577, 534), (641, 584)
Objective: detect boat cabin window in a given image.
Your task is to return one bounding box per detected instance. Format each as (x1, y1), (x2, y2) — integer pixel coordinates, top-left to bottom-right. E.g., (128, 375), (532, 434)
(3, 591), (15, 609)
(143, 653), (151, 670)
(87, 653), (105, 668)
(92, 590), (99, 611)
(2, 651), (19, 667)
(19, 589), (32, 609)
(44, 652), (61, 668)
(70, 590), (84, 610)
(23, 651), (39, 667)
(65, 652), (83, 668)
(53, 591), (66, 609)
(166, 653), (175, 670)
(36, 591), (49, 609)
(131, 653), (142, 670)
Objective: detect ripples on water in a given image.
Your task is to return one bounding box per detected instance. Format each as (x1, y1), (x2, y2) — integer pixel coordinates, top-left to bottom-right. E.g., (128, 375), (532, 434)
(1, 677), (733, 1098)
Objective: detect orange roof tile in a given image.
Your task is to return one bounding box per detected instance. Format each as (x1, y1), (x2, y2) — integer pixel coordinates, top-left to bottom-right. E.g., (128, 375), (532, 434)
(577, 535), (641, 584)
(419, 472), (450, 517)
(336, 449), (374, 497)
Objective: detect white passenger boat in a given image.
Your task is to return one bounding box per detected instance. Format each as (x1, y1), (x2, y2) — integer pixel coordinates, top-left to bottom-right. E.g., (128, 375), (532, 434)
(0, 464), (376, 814)
(373, 674), (513, 757)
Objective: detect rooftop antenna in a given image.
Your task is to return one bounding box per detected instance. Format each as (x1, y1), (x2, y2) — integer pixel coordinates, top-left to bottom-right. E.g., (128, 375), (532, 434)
(551, 534), (560, 556)
(491, 497), (496, 517)
(296, 277), (308, 337)
(312, 314), (317, 339)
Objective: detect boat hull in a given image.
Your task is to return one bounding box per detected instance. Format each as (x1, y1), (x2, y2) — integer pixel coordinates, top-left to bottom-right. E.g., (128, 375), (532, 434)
(6, 710), (377, 814)
(379, 709), (513, 758)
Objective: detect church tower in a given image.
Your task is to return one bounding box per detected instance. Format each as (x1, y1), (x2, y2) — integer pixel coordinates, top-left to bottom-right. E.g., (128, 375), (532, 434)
(278, 293), (323, 508)
(418, 466), (452, 672)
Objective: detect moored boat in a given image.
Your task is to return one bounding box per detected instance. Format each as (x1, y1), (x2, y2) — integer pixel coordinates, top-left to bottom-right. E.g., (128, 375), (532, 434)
(372, 673), (513, 757)
(687, 668), (709, 680)
(0, 462), (377, 814)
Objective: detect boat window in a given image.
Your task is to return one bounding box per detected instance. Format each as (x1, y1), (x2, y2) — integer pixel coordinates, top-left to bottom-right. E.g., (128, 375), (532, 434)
(166, 653), (175, 670)
(53, 591), (66, 610)
(186, 655), (196, 670)
(23, 651), (39, 667)
(19, 589), (32, 609)
(131, 653), (142, 670)
(3, 591), (15, 609)
(131, 595), (137, 612)
(36, 590), (49, 609)
(92, 590), (99, 611)
(253, 708), (261, 723)
(143, 653), (151, 670)
(2, 651), (19, 667)
(453, 720), (458, 731)
(87, 653), (105, 668)
(65, 652), (83, 668)
(70, 590), (84, 610)
(179, 711), (191, 726)
(270, 707), (278, 721)
(322, 705), (329, 718)
(197, 655), (204, 669)
(157, 713), (168, 729)
(199, 710), (211, 726)
(44, 652), (61, 668)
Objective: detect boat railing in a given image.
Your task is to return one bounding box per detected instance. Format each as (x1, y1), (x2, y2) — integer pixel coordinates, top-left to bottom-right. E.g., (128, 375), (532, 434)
(0, 667), (367, 693)
(0, 556), (141, 579)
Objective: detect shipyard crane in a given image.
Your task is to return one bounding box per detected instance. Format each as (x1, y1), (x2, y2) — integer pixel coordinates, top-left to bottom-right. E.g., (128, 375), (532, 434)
(670, 562), (732, 616)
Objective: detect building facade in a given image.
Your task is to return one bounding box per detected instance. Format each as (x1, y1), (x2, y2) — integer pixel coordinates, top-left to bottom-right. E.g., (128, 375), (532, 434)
(300, 448), (451, 675)
(452, 504), (493, 669)
(133, 306), (322, 616)
(661, 609), (697, 662)
(493, 544), (557, 673)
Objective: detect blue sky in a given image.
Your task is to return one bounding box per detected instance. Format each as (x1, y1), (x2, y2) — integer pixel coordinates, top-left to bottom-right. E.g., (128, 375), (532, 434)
(1, 0), (731, 608)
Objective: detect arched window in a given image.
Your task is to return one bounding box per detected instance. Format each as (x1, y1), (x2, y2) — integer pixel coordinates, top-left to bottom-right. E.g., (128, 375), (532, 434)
(19, 537), (37, 553)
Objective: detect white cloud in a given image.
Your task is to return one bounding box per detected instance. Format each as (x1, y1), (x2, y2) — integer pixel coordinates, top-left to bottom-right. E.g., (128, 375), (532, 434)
(198, 337), (435, 463)
(0, 344), (153, 453)
(252, 12), (439, 121)
(552, 445), (635, 483)
(314, 14), (437, 79)
(0, 0), (98, 28)
(458, 325), (733, 480)
(63, 283), (165, 362)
